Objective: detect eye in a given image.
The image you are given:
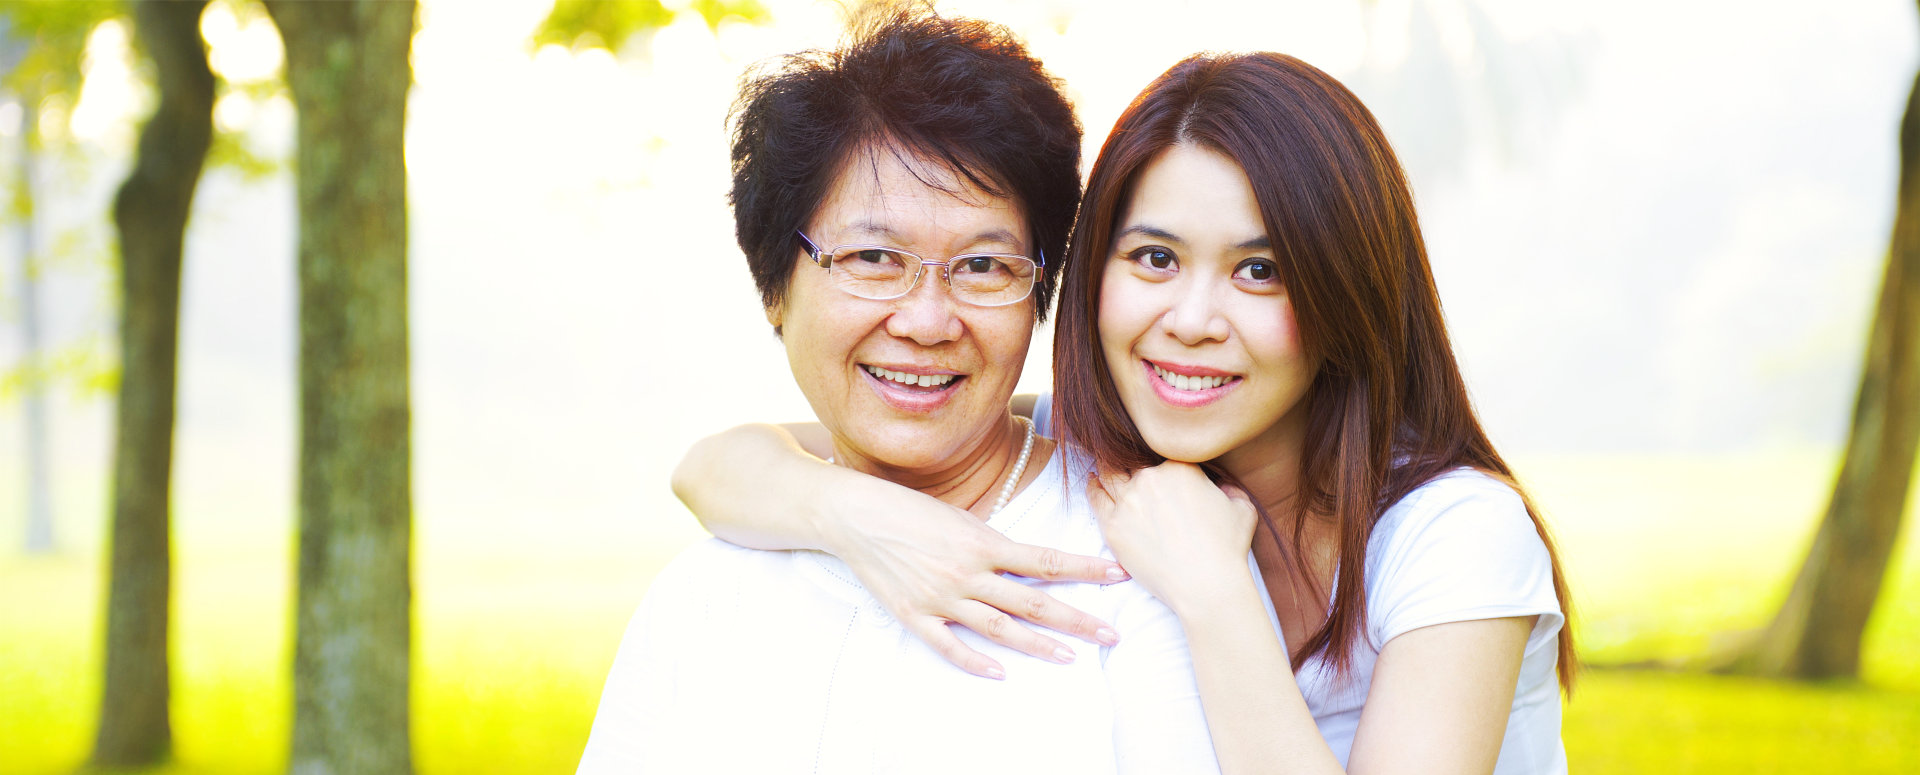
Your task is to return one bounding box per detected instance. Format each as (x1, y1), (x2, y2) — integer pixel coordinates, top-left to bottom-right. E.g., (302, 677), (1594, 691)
(852, 249), (894, 265)
(1235, 259), (1279, 283)
(957, 256), (1003, 275)
(1127, 246), (1176, 271)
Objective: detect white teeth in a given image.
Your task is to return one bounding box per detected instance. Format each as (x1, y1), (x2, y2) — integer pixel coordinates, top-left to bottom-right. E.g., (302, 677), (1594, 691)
(1153, 364), (1230, 391)
(865, 365), (957, 388)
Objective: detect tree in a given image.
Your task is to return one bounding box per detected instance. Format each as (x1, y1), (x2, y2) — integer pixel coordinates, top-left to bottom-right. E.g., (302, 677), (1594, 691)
(261, 2), (417, 772)
(91, 0), (214, 766)
(0, 2), (119, 556)
(1724, 0), (1920, 680)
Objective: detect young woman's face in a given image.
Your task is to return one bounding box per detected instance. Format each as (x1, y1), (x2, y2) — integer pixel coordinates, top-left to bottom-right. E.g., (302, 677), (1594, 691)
(1097, 143), (1317, 469)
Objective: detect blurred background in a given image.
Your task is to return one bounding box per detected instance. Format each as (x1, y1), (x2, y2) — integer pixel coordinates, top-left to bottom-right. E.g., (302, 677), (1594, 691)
(1, 0), (1916, 772)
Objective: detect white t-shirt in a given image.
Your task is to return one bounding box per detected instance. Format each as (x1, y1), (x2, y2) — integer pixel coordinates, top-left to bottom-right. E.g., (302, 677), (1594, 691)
(578, 451), (1221, 774)
(1254, 468), (1567, 774)
(1043, 393), (1565, 771)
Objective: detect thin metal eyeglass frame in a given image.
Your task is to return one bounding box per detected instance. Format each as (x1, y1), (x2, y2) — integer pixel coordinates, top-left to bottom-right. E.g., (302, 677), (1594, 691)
(794, 230), (1044, 307)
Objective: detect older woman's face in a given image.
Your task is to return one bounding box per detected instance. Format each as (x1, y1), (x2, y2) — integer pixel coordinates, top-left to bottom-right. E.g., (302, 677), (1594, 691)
(770, 147), (1036, 476)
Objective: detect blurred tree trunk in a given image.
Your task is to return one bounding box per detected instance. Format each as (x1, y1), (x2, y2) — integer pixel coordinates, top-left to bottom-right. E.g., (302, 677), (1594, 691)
(263, 2), (416, 773)
(10, 81), (54, 556)
(1, 19), (56, 557)
(1727, 10), (1920, 680)
(92, 1), (213, 766)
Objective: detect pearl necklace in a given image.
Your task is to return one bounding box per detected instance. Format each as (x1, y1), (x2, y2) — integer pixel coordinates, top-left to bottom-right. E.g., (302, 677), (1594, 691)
(988, 416), (1036, 516)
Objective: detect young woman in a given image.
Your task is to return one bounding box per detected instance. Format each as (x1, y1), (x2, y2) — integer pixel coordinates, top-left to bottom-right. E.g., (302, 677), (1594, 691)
(676, 52), (1573, 774)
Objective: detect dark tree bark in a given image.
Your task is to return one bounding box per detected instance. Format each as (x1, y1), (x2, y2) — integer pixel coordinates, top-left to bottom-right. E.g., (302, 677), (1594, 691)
(92, 1), (213, 766)
(1727, 2), (1920, 679)
(262, 2), (417, 773)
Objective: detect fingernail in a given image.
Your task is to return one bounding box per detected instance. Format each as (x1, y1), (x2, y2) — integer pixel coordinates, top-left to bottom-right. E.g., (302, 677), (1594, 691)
(1052, 647), (1076, 664)
(986, 666), (1006, 680)
(1096, 627), (1119, 646)
(1105, 566), (1129, 582)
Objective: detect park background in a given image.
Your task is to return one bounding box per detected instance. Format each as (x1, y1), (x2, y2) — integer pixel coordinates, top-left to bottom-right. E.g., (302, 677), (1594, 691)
(2, 0), (1917, 771)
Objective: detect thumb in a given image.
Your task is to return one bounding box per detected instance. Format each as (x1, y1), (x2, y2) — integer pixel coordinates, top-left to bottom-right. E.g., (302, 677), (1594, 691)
(1085, 473), (1114, 517)
(1219, 482), (1256, 512)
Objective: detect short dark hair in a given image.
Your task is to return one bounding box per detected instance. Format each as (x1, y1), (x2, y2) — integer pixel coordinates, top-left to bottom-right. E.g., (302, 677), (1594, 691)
(727, 7), (1081, 320)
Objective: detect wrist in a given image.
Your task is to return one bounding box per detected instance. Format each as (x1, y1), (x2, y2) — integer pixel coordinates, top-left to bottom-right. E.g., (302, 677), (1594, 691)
(1163, 566), (1263, 623)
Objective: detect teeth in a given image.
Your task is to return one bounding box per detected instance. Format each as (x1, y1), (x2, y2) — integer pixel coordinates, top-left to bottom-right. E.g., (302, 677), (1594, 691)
(1153, 364), (1230, 391)
(866, 365), (957, 388)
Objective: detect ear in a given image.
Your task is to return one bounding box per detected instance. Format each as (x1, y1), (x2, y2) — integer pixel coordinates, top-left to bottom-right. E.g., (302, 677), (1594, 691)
(764, 299), (783, 338)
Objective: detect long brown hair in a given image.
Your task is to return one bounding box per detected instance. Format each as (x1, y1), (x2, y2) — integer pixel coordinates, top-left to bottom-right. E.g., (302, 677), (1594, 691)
(1053, 52), (1575, 690)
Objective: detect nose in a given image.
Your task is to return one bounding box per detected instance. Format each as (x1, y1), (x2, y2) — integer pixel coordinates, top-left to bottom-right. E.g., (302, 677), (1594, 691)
(1162, 275), (1230, 346)
(884, 264), (964, 345)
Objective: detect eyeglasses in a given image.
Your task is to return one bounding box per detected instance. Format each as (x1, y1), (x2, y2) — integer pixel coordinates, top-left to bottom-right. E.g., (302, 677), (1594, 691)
(796, 230), (1044, 307)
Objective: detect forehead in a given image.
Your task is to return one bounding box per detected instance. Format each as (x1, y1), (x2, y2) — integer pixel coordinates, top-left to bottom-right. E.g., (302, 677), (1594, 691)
(1118, 144), (1264, 243)
(808, 144), (1028, 251)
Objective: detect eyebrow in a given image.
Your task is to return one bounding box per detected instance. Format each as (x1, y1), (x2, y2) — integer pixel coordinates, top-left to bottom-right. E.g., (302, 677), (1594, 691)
(842, 221), (1027, 252)
(1117, 223), (1270, 251)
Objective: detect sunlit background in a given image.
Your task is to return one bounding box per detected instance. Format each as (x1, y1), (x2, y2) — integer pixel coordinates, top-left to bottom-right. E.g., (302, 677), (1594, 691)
(3, 0), (1917, 771)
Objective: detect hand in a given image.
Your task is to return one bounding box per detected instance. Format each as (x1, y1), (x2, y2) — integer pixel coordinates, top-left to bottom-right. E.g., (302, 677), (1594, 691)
(817, 479), (1130, 680)
(1087, 461), (1258, 617)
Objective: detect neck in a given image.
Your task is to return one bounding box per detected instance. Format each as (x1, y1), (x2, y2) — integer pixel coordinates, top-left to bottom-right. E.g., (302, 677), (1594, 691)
(832, 414), (1040, 521)
(1222, 409), (1338, 593)
(1217, 408), (1310, 528)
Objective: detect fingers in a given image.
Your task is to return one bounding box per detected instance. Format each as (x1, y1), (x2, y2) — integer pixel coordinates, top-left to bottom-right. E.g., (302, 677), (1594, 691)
(976, 577), (1121, 647)
(947, 599), (1083, 667)
(1001, 541), (1128, 584)
(907, 616), (1006, 680)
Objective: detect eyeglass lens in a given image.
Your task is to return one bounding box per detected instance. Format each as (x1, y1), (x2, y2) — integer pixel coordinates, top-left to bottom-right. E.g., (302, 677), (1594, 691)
(826, 248), (1036, 305)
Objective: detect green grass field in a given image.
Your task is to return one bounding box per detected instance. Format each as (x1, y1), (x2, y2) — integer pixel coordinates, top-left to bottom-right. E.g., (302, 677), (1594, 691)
(1, 450), (1916, 773)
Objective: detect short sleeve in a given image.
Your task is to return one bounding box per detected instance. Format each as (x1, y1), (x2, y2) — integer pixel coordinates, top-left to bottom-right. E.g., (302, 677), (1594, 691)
(1365, 472), (1564, 657)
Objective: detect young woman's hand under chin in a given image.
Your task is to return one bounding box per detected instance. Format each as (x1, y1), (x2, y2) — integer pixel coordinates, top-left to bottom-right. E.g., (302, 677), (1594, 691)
(1087, 461), (1259, 617)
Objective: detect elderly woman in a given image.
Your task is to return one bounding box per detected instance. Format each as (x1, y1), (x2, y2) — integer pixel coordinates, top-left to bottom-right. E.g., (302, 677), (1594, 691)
(576, 11), (1219, 774)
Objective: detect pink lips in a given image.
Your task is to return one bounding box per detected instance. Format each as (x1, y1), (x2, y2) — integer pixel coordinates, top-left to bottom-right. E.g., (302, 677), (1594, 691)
(862, 364), (964, 413)
(1142, 359), (1240, 408)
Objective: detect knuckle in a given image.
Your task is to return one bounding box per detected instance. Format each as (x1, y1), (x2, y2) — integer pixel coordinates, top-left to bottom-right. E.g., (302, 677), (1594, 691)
(1037, 549), (1067, 578)
(1023, 593), (1050, 619)
(982, 612), (1013, 640)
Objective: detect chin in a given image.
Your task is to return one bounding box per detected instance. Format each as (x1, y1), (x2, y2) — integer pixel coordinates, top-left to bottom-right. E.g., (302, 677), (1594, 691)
(1137, 428), (1230, 465)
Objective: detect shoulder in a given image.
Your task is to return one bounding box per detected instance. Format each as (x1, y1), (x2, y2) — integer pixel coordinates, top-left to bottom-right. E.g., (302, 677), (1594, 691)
(1364, 468), (1562, 647)
(1370, 469), (1537, 563)
(636, 537), (783, 613)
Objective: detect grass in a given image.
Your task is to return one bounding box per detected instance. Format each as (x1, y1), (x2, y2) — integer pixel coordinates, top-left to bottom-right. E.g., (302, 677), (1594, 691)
(1, 450), (1916, 773)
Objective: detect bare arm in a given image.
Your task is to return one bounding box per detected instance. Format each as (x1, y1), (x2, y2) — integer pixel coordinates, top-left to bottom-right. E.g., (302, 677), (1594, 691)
(670, 421), (1128, 679)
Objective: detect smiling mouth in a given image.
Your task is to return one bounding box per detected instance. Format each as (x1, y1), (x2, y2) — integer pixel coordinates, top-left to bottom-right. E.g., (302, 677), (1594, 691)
(864, 364), (963, 392)
(1150, 363), (1240, 392)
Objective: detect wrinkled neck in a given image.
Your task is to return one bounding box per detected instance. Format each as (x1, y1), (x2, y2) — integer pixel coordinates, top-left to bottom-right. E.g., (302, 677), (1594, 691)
(832, 414), (1041, 521)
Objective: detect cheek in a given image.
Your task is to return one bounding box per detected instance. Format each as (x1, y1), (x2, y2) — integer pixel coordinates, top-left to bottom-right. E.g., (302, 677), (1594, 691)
(1096, 271), (1155, 351)
(1240, 297), (1307, 369)
(978, 308), (1038, 375)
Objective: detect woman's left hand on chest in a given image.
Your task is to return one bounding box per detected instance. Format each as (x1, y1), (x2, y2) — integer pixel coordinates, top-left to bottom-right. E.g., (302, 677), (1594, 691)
(1087, 461), (1257, 614)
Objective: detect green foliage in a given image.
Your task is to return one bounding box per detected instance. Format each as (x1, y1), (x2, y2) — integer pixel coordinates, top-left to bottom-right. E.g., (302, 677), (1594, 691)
(530, 0), (673, 53)
(0, 337), (117, 402)
(687, 0), (770, 33)
(0, 1), (124, 111)
(206, 120), (282, 180)
(530, 0), (771, 53)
